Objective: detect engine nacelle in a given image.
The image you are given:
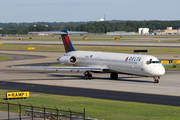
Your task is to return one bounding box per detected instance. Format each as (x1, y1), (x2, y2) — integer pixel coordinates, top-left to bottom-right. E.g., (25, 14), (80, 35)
(57, 56), (77, 65)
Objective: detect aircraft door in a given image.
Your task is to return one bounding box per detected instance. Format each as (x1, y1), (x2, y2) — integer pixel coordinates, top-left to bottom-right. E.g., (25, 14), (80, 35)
(141, 61), (145, 72)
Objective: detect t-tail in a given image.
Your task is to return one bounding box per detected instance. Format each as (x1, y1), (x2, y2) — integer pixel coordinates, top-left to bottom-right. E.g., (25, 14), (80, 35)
(60, 30), (76, 53)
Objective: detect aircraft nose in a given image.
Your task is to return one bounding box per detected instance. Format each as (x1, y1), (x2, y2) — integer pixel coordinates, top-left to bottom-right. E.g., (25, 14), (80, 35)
(144, 65), (165, 76)
(151, 65), (165, 76)
(157, 66), (165, 76)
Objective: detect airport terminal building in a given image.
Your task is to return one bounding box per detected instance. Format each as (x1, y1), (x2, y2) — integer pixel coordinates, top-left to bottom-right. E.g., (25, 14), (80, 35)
(152, 27), (177, 35)
(106, 31), (136, 35)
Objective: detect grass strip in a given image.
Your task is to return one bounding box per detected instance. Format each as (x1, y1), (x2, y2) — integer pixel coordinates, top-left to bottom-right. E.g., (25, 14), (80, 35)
(0, 89), (180, 120)
(0, 38), (134, 41)
(0, 56), (13, 60)
(164, 64), (180, 70)
(130, 40), (180, 43)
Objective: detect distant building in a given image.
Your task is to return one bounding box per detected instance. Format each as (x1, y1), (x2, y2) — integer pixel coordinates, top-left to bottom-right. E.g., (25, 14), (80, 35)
(149, 32), (157, 35)
(166, 27), (172, 30)
(153, 27), (177, 35)
(138, 28), (149, 35)
(107, 31), (136, 35)
(97, 18), (104, 22)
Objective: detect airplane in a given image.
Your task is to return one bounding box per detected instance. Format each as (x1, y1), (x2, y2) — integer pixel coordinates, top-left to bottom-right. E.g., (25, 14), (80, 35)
(11, 30), (168, 83)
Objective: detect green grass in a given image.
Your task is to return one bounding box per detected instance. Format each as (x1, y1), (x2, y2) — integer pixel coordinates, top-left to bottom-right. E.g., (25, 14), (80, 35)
(0, 55), (13, 60)
(131, 40), (180, 43)
(158, 40), (180, 43)
(1, 44), (180, 54)
(2, 38), (134, 41)
(2, 34), (180, 41)
(0, 89), (180, 120)
(71, 39), (134, 41)
(164, 64), (180, 70)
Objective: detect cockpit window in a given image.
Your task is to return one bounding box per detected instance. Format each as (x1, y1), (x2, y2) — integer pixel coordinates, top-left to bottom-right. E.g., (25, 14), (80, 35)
(149, 59), (152, 63)
(152, 61), (160, 63)
(147, 59), (160, 64)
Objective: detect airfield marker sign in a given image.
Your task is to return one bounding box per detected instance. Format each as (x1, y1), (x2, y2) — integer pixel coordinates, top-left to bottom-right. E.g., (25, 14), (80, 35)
(27, 47), (35, 50)
(6, 91), (29, 99)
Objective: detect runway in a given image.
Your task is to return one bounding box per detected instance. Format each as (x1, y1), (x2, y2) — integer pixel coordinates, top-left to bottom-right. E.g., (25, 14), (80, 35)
(0, 50), (180, 106)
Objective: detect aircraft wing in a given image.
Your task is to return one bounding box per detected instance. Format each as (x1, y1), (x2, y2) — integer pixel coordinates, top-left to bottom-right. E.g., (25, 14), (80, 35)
(162, 63), (173, 66)
(10, 66), (102, 71)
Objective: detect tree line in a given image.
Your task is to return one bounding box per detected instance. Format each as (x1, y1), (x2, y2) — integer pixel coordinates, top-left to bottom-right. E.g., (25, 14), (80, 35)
(0, 20), (180, 34)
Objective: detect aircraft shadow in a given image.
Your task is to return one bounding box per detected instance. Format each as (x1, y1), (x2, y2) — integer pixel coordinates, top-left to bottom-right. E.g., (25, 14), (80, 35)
(91, 76), (153, 83)
(116, 78), (153, 83)
(48, 74), (153, 83)
(10, 72), (153, 83)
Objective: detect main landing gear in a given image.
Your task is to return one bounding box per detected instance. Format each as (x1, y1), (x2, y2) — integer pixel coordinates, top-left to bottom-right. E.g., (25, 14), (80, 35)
(153, 76), (160, 83)
(110, 73), (118, 80)
(84, 71), (92, 80)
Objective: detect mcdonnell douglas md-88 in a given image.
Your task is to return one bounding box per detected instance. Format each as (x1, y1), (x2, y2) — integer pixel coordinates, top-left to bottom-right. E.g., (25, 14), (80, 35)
(12, 30), (167, 83)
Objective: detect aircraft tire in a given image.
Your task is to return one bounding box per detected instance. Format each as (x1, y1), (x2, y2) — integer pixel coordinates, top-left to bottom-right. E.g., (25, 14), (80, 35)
(88, 74), (92, 79)
(84, 73), (92, 80)
(85, 75), (88, 80)
(154, 79), (159, 83)
(110, 73), (118, 79)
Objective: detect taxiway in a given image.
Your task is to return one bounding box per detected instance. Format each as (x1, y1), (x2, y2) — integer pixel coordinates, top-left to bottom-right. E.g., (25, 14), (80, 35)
(0, 50), (180, 106)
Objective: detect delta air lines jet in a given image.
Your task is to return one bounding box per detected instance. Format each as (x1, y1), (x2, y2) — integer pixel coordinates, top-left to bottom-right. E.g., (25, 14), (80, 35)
(12, 30), (166, 83)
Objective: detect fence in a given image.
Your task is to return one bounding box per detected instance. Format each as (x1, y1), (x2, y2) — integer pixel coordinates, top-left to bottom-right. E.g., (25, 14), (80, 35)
(0, 101), (97, 120)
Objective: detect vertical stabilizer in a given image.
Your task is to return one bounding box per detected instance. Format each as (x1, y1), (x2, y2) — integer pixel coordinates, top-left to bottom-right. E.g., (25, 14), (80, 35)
(28, 30), (88, 53)
(61, 30), (76, 53)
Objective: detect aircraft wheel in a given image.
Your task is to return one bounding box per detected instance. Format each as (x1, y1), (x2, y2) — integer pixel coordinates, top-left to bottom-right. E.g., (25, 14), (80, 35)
(110, 73), (118, 79)
(154, 79), (159, 83)
(153, 77), (159, 83)
(88, 74), (92, 79)
(85, 75), (88, 80)
(84, 71), (92, 80)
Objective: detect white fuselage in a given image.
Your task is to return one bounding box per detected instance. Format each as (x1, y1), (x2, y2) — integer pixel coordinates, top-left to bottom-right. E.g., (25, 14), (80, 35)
(59, 51), (165, 77)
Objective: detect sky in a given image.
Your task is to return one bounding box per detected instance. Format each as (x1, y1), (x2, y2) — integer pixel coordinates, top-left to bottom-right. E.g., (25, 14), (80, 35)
(0, 0), (180, 23)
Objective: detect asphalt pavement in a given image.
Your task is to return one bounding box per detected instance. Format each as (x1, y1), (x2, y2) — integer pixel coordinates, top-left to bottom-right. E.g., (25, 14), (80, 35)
(1, 81), (180, 107)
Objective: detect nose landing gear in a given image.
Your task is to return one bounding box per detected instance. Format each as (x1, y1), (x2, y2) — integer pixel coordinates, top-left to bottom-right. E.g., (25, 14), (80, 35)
(153, 76), (160, 83)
